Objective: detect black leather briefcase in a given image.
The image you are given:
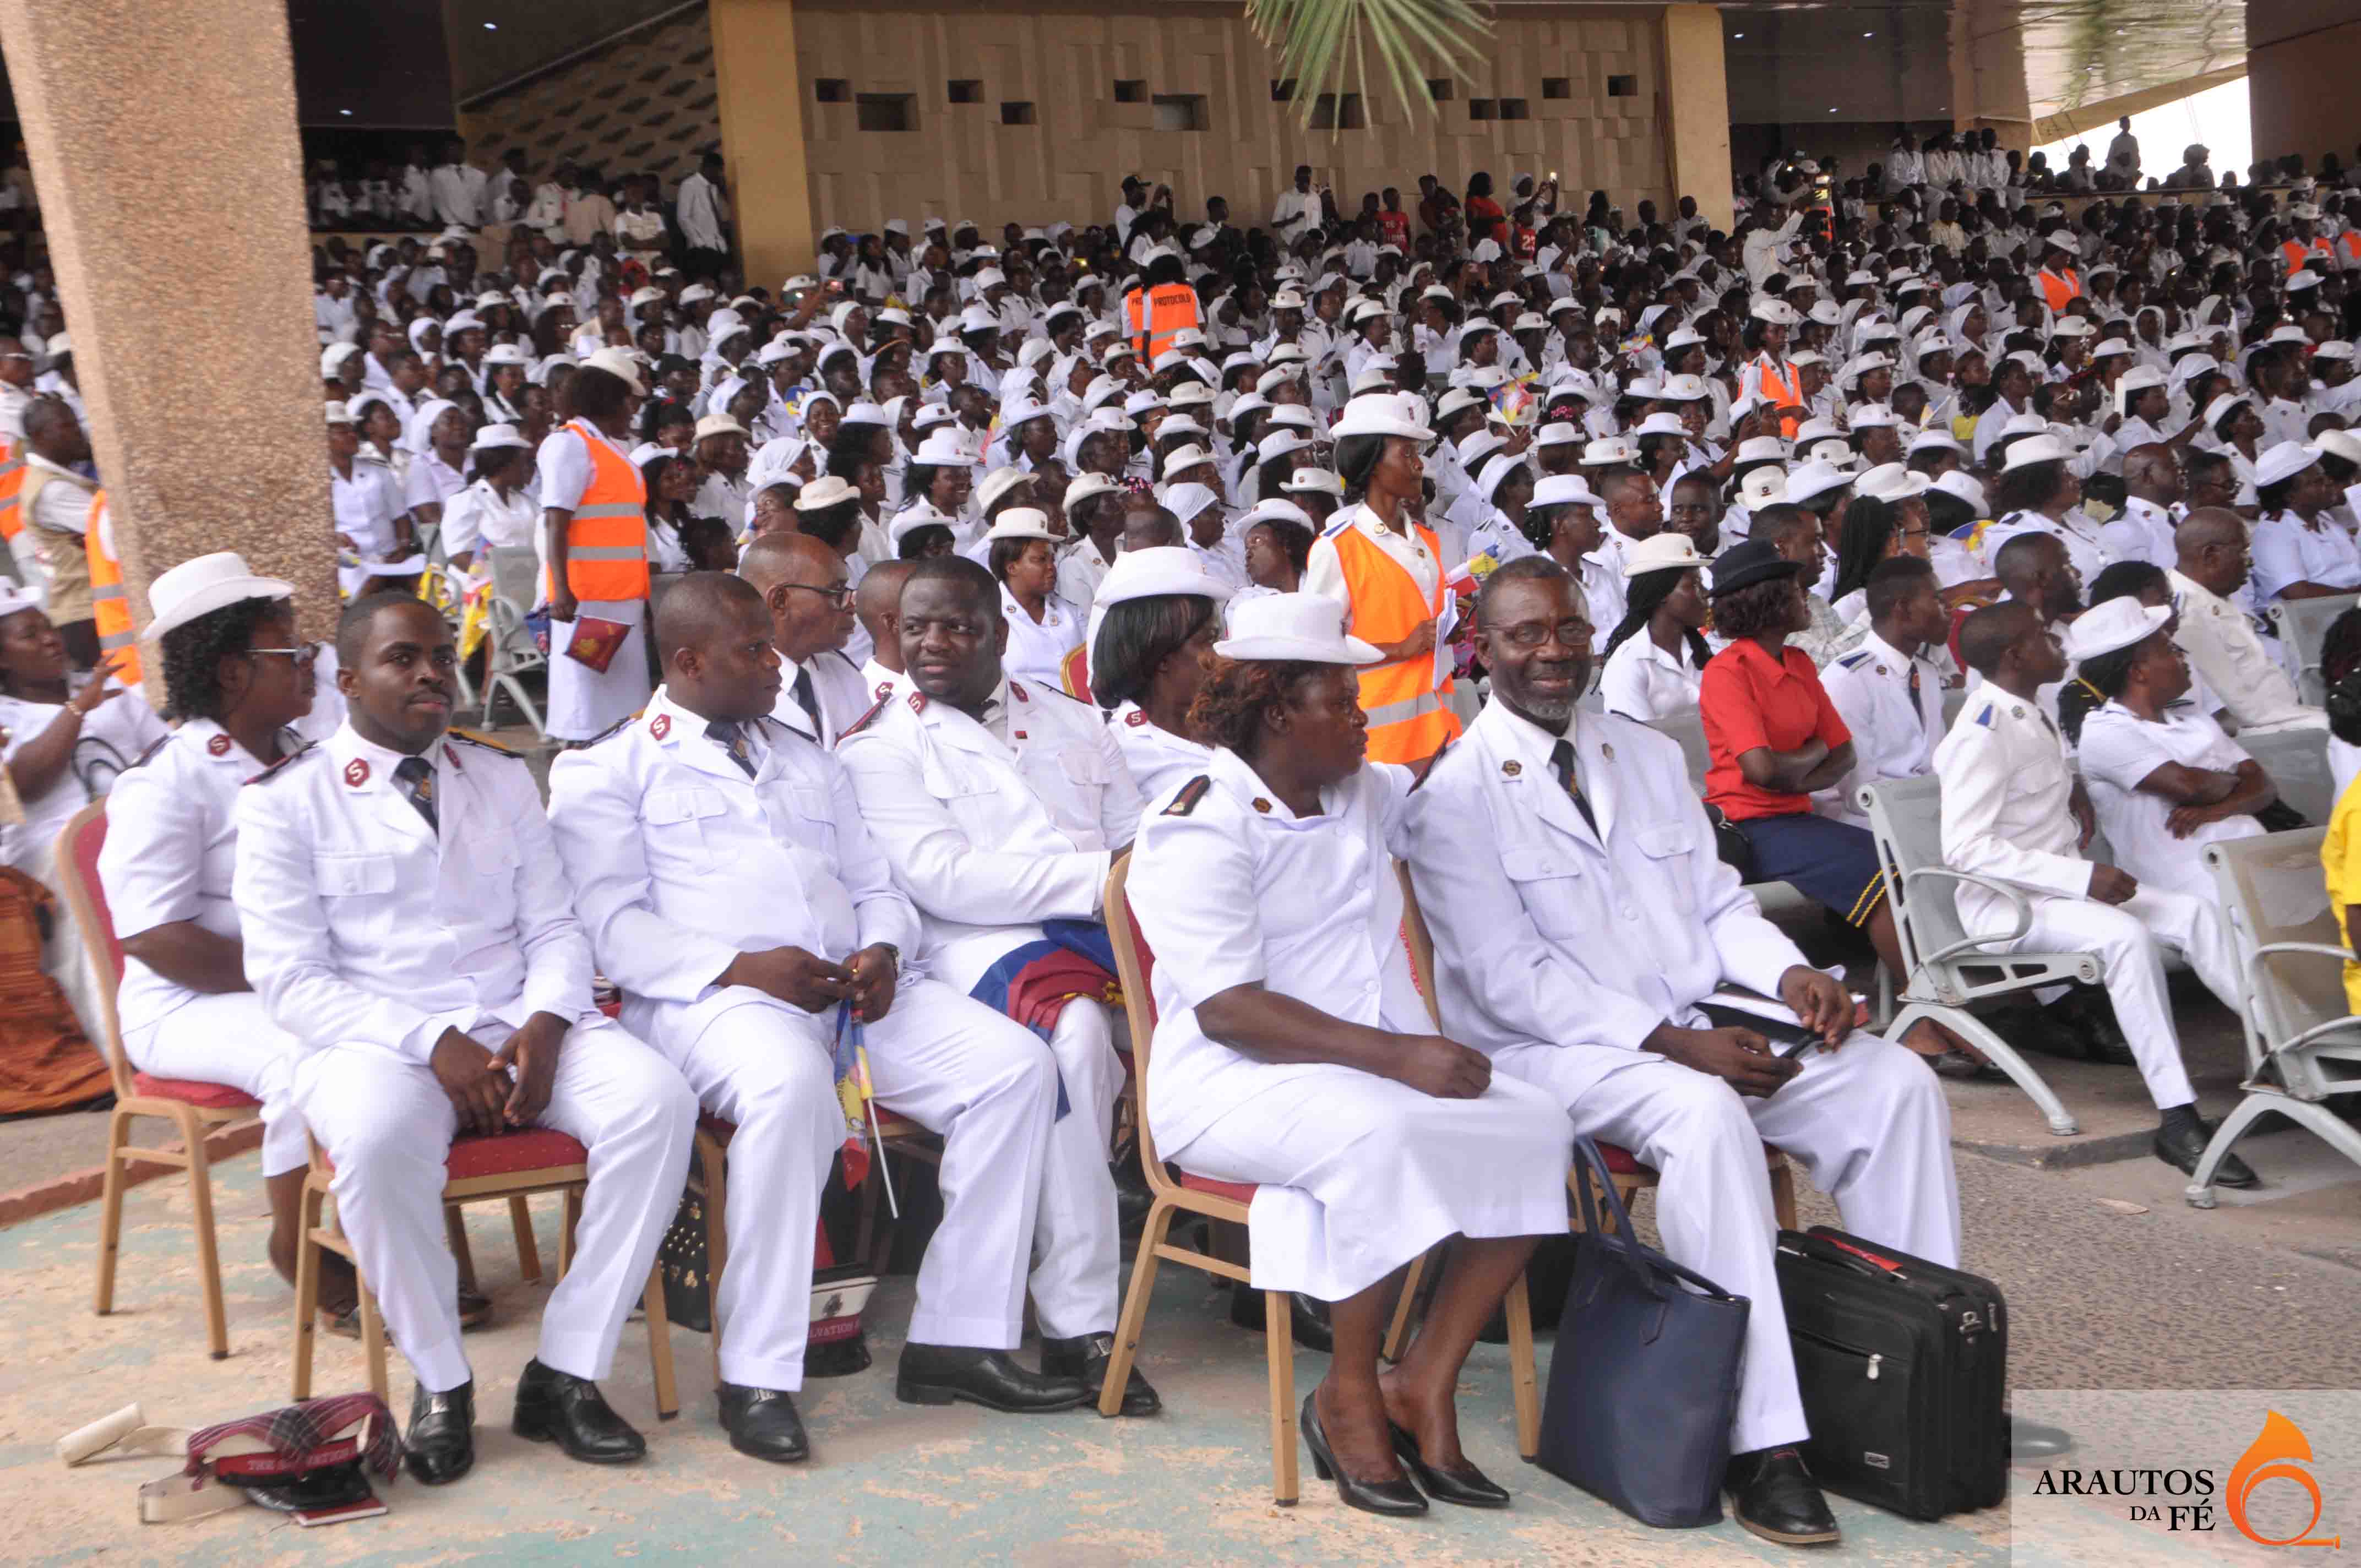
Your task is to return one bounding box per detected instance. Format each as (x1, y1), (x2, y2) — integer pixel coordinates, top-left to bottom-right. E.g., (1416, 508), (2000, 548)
(1775, 1226), (2008, 1520)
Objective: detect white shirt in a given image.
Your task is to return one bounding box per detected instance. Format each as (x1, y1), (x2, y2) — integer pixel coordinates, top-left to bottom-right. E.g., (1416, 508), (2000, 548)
(438, 477), (537, 564)
(1107, 700), (1211, 805)
(2097, 496), (2178, 570)
(1816, 631), (1944, 827)
(330, 459), (405, 559)
(546, 686), (918, 1005)
(2250, 509), (2361, 602)
(0, 683), (167, 874)
(1270, 188), (1321, 233)
(1931, 688), (2096, 933)
(1129, 746), (1423, 1155)
(999, 583), (1084, 695)
(403, 450), (465, 519)
(2076, 700), (2265, 892)
(1597, 629), (1702, 722)
(1303, 503), (1439, 635)
(427, 162), (486, 229)
(1056, 535), (1118, 616)
(674, 171), (728, 252)
(836, 674), (1140, 994)
(1981, 509), (2108, 594)
(771, 647), (870, 749)
(96, 717), (298, 1039)
(2169, 569), (2325, 732)
(233, 723), (596, 1065)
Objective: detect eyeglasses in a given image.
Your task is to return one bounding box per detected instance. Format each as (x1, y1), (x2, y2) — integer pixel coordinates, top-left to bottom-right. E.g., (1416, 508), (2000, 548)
(782, 583), (855, 607)
(244, 646), (319, 664)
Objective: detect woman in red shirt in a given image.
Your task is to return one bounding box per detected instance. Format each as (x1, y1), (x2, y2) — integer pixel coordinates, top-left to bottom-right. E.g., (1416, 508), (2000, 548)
(1463, 171), (1505, 246)
(1698, 540), (1985, 1074)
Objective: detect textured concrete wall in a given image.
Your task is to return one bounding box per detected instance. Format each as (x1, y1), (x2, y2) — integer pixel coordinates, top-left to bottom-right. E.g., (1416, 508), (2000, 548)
(455, 8), (721, 195)
(2248, 12), (2361, 167)
(711, 0), (818, 296)
(0, 0), (338, 640)
(1660, 6), (1732, 234)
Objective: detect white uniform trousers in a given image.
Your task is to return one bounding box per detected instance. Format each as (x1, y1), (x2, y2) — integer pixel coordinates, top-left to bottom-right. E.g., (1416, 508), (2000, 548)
(1962, 885), (2242, 1110)
(1497, 1034), (1960, 1455)
(848, 977), (1062, 1349)
(545, 602), (654, 741)
(124, 994), (308, 1178)
(291, 1017), (695, 1393)
(1027, 1001), (1122, 1340)
(627, 989), (842, 1391)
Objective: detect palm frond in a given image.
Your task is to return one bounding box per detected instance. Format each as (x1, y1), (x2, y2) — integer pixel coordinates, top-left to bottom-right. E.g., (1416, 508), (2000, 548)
(1248, 0), (1493, 131)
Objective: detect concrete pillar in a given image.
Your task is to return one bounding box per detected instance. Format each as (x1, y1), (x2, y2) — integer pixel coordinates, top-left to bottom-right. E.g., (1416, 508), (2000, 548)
(709, 0), (819, 292)
(0, 0), (336, 640)
(1947, 2), (2034, 153)
(1661, 4), (1734, 234)
(2249, 0), (2361, 168)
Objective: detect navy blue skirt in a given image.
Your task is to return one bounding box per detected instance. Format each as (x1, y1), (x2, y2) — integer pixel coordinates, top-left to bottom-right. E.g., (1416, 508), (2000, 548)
(1732, 812), (1888, 927)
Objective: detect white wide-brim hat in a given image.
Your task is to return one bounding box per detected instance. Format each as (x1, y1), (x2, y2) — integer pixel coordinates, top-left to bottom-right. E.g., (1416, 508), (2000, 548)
(1214, 591), (1383, 665)
(145, 551), (296, 641)
(1095, 544), (1236, 608)
(2064, 597), (2170, 663)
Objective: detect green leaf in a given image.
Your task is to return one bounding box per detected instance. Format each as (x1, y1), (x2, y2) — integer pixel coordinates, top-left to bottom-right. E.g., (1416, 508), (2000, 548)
(1248, 0), (1493, 130)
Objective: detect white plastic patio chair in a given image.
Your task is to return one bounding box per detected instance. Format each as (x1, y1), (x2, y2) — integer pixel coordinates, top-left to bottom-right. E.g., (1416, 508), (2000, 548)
(2268, 593), (2358, 708)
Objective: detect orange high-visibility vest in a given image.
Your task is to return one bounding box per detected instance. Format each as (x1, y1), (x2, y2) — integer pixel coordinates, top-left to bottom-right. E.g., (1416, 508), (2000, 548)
(1328, 515), (1460, 764)
(84, 489), (142, 683)
(549, 419), (649, 602)
(2282, 237), (2332, 277)
(2037, 267), (2082, 314)
(1127, 282), (1201, 364)
(0, 437), (23, 543)
(1755, 355), (1803, 439)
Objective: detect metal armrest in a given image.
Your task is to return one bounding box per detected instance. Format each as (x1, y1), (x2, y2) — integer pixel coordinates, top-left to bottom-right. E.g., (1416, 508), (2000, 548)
(1898, 865), (2036, 964)
(2246, 941), (2361, 1054)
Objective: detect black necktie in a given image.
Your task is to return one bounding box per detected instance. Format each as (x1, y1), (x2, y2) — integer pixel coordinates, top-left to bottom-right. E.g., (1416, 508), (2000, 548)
(706, 719), (757, 778)
(393, 755), (438, 832)
(791, 666), (822, 734)
(1548, 739), (1601, 836)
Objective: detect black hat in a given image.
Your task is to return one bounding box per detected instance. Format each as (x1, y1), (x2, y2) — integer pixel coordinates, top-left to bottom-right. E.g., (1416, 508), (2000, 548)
(1709, 539), (1805, 597)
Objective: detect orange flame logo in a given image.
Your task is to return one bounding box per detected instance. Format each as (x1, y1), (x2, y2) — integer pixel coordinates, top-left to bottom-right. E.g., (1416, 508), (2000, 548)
(2228, 1411), (2341, 1548)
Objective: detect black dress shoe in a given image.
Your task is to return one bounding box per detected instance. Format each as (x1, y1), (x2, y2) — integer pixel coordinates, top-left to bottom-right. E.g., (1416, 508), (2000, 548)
(1299, 1393), (1426, 1516)
(1228, 1285), (1335, 1354)
(1726, 1445), (1840, 1546)
(404, 1380), (475, 1487)
(1113, 1159), (1155, 1240)
(2009, 1415), (2075, 1461)
(1041, 1332), (1161, 1417)
(717, 1383), (809, 1463)
(512, 1358), (646, 1464)
(2047, 993), (2136, 1065)
(2155, 1116), (2259, 1188)
(1389, 1420), (1510, 1507)
(895, 1344), (1090, 1412)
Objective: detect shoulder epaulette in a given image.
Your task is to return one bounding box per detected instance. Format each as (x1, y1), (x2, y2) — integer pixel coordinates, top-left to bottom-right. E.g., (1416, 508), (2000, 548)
(1408, 736), (1453, 791)
(449, 731), (523, 759)
(1836, 651), (1872, 670)
(1321, 514), (1353, 538)
(839, 691), (893, 741)
(582, 712), (641, 747)
(1161, 775), (1212, 816)
(1973, 703), (1997, 729)
(244, 742), (319, 785)
(128, 735), (172, 770)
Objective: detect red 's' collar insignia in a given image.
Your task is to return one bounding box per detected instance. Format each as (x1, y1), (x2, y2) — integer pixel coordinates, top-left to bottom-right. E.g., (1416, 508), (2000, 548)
(343, 758), (370, 787)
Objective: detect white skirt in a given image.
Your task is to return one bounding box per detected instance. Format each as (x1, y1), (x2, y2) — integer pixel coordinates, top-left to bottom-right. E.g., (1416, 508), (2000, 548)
(1165, 1065), (1570, 1301)
(545, 599), (653, 740)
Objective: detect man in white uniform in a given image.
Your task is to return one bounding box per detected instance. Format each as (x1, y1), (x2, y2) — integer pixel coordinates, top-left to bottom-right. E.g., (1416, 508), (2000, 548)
(548, 575), (1090, 1460)
(2169, 509), (2327, 733)
(837, 556), (1158, 1415)
(1405, 557), (1961, 1549)
(1934, 601), (2256, 1187)
(233, 595), (698, 1484)
(1815, 557), (1948, 828)
(738, 533), (871, 745)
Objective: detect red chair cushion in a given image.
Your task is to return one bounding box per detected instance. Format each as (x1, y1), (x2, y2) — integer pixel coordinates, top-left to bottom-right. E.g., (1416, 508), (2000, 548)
(1176, 1169), (1258, 1205)
(1596, 1141), (1645, 1176)
(130, 1073), (260, 1111)
(698, 1113), (737, 1142)
(321, 1128), (589, 1182)
(700, 1109), (931, 1146)
(70, 808), (126, 986)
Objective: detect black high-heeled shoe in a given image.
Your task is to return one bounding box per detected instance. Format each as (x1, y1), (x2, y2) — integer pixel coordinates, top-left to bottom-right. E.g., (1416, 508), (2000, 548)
(1298, 1393), (1427, 1517)
(1388, 1420), (1511, 1508)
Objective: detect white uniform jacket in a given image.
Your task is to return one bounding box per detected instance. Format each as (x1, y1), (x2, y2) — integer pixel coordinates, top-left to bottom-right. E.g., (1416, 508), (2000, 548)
(1107, 701), (1212, 805)
(547, 687), (920, 1006)
(836, 677), (1141, 993)
(772, 647), (871, 749)
(232, 722), (595, 1063)
(1401, 703), (1801, 1096)
(1815, 633), (1944, 827)
(1929, 690), (2096, 929)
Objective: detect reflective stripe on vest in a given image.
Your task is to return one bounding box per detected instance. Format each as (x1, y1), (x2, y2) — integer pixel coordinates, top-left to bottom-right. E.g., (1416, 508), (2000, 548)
(1329, 517), (1461, 764)
(555, 421), (650, 602)
(1136, 284), (1200, 363)
(0, 444), (23, 541)
(85, 491), (143, 680)
(1756, 357), (1802, 439)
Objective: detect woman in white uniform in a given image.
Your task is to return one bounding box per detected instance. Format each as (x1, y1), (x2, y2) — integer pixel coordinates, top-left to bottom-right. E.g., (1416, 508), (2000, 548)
(2069, 598), (2272, 902)
(1129, 593), (1569, 1517)
(984, 509), (1083, 693)
(1086, 546), (1232, 803)
(1597, 531), (1712, 721)
(537, 350), (656, 741)
(95, 554), (349, 1307)
(437, 423), (537, 578)
(0, 587), (170, 1039)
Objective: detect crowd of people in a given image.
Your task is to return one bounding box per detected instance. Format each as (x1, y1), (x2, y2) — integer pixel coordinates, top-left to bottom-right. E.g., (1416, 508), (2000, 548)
(7, 122), (2361, 1539)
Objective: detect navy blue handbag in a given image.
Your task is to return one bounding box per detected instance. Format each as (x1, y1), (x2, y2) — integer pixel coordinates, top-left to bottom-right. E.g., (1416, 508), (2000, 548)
(1534, 1137), (1751, 1527)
